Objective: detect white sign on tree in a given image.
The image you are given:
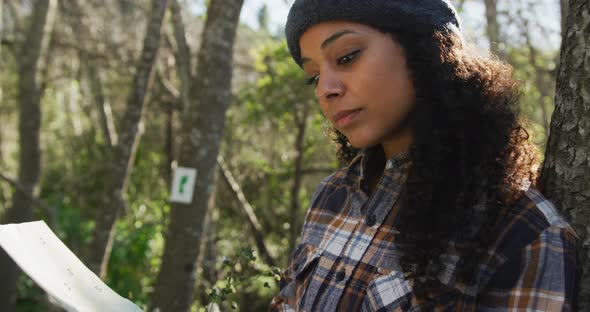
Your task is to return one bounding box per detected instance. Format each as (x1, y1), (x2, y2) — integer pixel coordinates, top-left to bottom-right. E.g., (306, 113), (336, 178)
(170, 167), (197, 204)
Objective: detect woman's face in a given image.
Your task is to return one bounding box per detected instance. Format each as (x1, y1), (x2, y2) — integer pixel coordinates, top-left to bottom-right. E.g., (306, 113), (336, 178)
(299, 21), (416, 158)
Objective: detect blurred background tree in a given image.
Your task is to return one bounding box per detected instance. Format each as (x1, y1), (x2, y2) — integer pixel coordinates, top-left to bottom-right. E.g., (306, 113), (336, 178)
(0, 0), (586, 311)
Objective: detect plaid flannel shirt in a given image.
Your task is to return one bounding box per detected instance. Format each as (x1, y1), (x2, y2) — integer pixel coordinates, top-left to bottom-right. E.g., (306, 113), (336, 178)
(270, 149), (577, 311)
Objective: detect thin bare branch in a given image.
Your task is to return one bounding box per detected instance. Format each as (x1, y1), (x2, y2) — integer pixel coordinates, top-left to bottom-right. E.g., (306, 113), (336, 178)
(218, 155), (276, 266)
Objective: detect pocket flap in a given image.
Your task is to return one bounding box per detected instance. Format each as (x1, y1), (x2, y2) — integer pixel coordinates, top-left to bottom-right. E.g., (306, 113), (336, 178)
(365, 270), (413, 310)
(291, 243), (322, 278)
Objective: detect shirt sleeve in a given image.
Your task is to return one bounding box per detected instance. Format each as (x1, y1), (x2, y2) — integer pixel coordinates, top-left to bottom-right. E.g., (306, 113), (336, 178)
(479, 225), (578, 311)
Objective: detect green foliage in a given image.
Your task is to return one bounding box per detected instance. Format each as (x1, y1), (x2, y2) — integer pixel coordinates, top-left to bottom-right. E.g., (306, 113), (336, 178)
(240, 39), (310, 121)
(106, 214), (162, 309)
(224, 39), (335, 247)
(504, 44), (558, 151)
(15, 277), (44, 312)
(9, 57), (172, 307)
(103, 117), (172, 308)
(206, 247), (280, 311)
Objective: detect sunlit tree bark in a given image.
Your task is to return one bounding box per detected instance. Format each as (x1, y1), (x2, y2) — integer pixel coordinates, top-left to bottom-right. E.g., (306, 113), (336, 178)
(540, 0), (589, 309)
(151, 0), (245, 310)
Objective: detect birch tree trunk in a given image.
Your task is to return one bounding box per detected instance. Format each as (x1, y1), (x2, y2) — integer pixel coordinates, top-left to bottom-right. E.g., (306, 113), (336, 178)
(540, 0), (589, 309)
(0, 0), (56, 310)
(151, 0), (244, 310)
(85, 0), (168, 278)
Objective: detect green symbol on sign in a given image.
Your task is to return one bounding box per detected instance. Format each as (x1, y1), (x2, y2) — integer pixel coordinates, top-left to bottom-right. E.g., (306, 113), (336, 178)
(179, 175), (188, 194)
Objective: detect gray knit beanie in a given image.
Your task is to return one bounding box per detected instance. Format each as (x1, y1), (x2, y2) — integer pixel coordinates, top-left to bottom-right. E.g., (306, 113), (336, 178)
(285, 0), (462, 67)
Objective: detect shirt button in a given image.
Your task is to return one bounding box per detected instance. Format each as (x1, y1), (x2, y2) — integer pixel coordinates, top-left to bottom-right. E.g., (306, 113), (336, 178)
(335, 269), (346, 281)
(361, 183), (369, 194)
(366, 214), (376, 227)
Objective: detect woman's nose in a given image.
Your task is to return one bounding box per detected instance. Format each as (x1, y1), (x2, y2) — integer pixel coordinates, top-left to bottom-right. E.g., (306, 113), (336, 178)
(315, 73), (345, 101)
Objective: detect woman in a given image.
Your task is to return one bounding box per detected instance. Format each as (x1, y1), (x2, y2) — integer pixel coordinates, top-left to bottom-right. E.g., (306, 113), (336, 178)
(271, 0), (577, 311)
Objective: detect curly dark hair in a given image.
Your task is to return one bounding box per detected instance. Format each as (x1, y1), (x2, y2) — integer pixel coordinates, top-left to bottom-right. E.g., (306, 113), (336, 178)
(330, 30), (541, 296)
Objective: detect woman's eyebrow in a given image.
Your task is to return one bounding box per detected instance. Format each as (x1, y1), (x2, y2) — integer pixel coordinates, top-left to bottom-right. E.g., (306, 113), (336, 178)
(301, 30), (359, 66)
(320, 30), (358, 49)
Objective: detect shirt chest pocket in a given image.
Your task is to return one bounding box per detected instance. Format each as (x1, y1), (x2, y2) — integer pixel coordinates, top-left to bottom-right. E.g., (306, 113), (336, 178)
(362, 269), (413, 312)
(362, 269), (463, 312)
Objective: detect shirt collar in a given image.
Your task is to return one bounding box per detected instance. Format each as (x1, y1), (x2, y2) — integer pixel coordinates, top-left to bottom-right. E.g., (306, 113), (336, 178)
(346, 145), (412, 182)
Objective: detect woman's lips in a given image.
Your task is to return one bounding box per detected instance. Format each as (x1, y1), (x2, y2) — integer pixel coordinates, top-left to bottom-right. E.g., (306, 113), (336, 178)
(332, 108), (362, 128)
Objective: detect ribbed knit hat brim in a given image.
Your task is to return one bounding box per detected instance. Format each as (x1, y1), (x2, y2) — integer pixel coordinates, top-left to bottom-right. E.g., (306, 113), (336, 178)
(285, 0), (462, 67)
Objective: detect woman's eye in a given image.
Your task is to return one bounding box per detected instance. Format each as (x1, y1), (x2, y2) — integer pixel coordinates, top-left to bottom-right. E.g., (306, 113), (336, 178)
(306, 75), (319, 86)
(337, 50), (361, 65)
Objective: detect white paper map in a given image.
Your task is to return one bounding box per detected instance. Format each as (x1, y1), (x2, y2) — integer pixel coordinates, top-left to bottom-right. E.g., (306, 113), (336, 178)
(0, 221), (143, 312)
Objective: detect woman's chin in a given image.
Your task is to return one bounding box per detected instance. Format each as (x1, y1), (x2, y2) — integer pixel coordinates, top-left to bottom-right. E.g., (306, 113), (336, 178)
(345, 136), (378, 150)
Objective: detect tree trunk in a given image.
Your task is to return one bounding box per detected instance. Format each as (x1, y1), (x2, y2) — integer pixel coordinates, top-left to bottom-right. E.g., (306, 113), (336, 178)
(560, 0), (569, 38)
(150, 0), (244, 310)
(0, 0), (3, 113)
(169, 0), (191, 110)
(0, 0), (56, 310)
(556, 0), (570, 73)
(289, 101), (310, 254)
(85, 0), (168, 278)
(540, 0), (589, 309)
(165, 100), (175, 184)
(198, 185), (218, 284)
(89, 63), (118, 147)
(0, 0), (4, 170)
(194, 178), (220, 305)
(483, 0), (501, 56)
(165, 0), (192, 185)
